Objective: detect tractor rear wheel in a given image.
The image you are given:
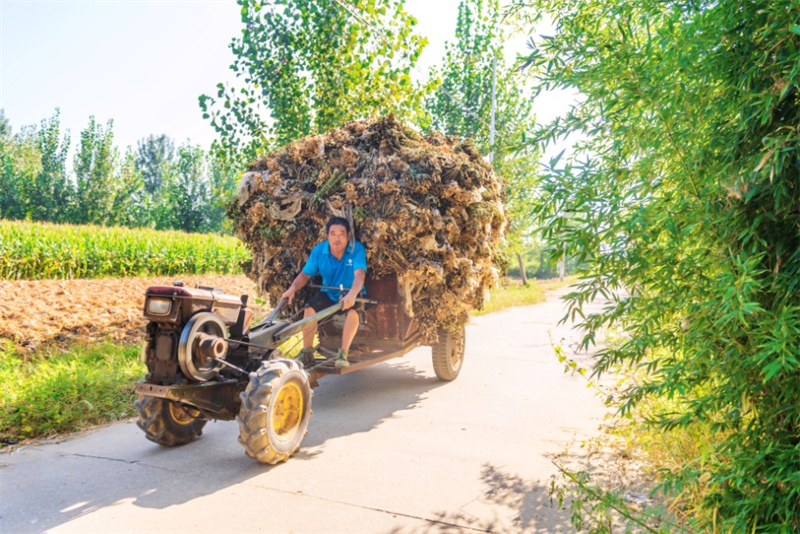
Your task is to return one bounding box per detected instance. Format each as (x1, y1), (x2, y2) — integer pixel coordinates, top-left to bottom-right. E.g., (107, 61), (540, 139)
(135, 396), (206, 446)
(237, 359), (312, 465)
(431, 325), (465, 381)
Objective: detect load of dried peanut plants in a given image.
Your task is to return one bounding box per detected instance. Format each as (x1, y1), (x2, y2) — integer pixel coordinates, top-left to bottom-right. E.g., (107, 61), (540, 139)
(232, 115), (506, 342)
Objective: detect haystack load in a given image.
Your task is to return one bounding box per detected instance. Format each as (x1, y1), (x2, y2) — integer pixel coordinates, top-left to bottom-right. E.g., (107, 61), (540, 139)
(231, 115), (507, 342)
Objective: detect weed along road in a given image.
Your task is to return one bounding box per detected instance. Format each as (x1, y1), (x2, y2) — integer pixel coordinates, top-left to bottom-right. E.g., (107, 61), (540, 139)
(0, 287), (609, 533)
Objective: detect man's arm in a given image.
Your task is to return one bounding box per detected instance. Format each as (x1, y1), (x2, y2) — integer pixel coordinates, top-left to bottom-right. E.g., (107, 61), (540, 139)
(341, 269), (366, 310)
(281, 272), (312, 304)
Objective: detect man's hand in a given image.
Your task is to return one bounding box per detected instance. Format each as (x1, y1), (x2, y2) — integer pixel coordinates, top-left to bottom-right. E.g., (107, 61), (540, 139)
(342, 268), (366, 311)
(280, 288), (296, 304)
(341, 291), (357, 310)
(281, 272), (311, 304)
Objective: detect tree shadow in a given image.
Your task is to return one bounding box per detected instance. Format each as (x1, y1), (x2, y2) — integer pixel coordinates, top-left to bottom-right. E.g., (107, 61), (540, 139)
(387, 464), (575, 534)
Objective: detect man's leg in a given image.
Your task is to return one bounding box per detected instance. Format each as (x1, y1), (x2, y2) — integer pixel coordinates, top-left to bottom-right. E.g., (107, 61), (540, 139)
(301, 306), (317, 351)
(341, 309), (360, 352)
(335, 309), (360, 368)
(300, 293), (334, 355)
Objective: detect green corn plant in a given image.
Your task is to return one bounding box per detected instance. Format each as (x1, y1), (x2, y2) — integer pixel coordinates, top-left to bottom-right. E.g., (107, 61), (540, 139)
(0, 220), (249, 280)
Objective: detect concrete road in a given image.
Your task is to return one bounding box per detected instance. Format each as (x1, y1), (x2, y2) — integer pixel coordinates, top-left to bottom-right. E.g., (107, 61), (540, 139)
(0, 287), (609, 534)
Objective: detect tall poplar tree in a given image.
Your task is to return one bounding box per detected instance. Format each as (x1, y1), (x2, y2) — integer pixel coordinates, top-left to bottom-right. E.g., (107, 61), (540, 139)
(0, 111), (37, 220)
(201, 0), (435, 164)
(73, 117), (118, 225)
(32, 110), (72, 222)
(135, 134), (174, 195)
(426, 0), (539, 280)
(154, 143), (213, 233)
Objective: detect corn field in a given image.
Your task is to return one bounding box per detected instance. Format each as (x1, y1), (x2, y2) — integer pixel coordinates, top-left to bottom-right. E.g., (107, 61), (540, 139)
(0, 220), (249, 280)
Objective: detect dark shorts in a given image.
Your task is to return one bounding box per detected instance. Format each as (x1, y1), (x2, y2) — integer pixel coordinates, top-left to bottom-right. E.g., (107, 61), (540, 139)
(305, 292), (365, 314)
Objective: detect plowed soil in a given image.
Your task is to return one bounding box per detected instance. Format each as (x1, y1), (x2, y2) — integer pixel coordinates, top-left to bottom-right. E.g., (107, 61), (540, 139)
(0, 275), (272, 353)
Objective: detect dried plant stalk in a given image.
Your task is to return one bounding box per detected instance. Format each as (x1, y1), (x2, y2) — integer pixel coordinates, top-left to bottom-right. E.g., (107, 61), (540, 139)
(231, 115), (507, 342)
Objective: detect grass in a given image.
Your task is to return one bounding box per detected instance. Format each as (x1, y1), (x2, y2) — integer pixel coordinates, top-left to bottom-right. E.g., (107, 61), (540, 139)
(602, 381), (728, 530)
(551, 340), (726, 532)
(534, 275), (578, 292)
(0, 340), (145, 442)
(0, 219), (249, 280)
(472, 276), (576, 316)
(475, 280), (545, 315)
(0, 276), (565, 444)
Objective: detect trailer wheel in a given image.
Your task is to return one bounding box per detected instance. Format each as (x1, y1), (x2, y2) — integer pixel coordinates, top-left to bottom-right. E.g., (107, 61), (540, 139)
(431, 326), (465, 381)
(135, 396), (206, 446)
(237, 359), (312, 465)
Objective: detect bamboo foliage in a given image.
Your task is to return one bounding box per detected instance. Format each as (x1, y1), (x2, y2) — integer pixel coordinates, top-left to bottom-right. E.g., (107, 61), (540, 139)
(517, 0), (800, 530)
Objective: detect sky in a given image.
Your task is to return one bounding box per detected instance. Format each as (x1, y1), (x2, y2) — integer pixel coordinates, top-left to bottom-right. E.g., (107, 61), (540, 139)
(1, 0), (572, 157)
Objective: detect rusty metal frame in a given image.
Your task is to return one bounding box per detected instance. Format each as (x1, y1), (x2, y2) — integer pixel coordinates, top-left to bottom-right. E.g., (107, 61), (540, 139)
(134, 379), (241, 420)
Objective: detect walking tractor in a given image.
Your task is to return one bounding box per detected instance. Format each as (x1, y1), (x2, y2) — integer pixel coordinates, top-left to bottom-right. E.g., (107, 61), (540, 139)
(134, 275), (465, 464)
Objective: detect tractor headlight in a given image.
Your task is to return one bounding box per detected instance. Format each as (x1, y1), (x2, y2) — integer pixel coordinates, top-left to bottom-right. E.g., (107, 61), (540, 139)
(147, 297), (172, 315)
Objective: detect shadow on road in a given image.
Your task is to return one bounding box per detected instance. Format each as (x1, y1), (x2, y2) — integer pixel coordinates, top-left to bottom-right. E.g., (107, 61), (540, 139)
(387, 464), (575, 534)
(298, 356), (446, 450)
(1, 355), (447, 533)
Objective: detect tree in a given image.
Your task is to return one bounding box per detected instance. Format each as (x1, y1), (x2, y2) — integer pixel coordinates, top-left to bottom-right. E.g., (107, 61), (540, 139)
(426, 0), (503, 139)
(0, 110), (237, 234)
(135, 134), (174, 195)
(426, 0), (540, 281)
(109, 149), (149, 228)
(496, 146), (540, 282)
(73, 116), (118, 225)
(206, 150), (240, 233)
(156, 143), (213, 233)
(516, 0), (800, 530)
(30, 110), (72, 222)
(0, 111), (38, 220)
(200, 0), (435, 164)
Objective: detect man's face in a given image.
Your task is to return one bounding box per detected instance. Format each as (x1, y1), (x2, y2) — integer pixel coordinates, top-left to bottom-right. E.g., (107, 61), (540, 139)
(327, 224), (349, 253)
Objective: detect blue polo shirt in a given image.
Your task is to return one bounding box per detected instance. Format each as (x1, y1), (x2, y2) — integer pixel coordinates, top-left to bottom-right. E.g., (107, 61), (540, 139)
(302, 241), (368, 300)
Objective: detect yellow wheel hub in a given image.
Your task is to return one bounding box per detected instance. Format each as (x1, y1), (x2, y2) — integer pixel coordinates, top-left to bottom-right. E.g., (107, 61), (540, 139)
(169, 402), (201, 426)
(272, 381), (303, 441)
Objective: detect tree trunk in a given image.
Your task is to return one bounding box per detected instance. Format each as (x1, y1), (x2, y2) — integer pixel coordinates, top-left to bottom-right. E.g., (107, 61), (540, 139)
(516, 253), (528, 285)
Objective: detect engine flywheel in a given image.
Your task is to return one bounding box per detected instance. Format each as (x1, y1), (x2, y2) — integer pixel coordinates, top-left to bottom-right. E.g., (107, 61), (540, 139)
(178, 312), (228, 381)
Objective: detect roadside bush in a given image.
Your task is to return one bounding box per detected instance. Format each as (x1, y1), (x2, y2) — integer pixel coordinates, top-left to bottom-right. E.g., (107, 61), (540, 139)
(520, 0), (800, 530)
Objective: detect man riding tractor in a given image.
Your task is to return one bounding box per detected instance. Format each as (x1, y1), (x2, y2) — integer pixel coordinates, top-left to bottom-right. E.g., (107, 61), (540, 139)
(280, 216), (367, 368)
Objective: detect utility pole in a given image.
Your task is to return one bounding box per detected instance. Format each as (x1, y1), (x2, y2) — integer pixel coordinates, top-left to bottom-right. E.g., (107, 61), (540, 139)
(488, 54), (497, 163)
(488, 54), (526, 285)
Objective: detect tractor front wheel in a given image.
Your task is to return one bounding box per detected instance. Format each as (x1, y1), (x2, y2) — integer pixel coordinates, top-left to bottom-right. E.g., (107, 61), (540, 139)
(135, 396), (206, 446)
(237, 359), (312, 465)
(431, 326), (465, 381)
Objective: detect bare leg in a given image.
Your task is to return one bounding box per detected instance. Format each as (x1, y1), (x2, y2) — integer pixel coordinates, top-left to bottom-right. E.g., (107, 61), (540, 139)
(341, 309), (360, 352)
(302, 307), (317, 350)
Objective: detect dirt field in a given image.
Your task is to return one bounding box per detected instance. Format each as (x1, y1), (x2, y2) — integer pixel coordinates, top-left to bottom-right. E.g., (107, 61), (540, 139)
(0, 275), (271, 353)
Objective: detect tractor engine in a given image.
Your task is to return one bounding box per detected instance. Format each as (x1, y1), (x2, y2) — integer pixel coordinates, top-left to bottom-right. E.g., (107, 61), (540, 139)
(135, 281), (312, 464)
(141, 282), (253, 384)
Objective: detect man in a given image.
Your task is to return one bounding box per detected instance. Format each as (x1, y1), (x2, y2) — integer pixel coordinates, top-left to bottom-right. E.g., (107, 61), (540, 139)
(280, 217), (367, 368)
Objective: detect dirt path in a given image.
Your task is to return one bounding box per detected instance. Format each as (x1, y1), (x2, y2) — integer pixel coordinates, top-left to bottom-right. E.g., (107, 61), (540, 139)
(0, 286), (612, 533)
(0, 275), (271, 352)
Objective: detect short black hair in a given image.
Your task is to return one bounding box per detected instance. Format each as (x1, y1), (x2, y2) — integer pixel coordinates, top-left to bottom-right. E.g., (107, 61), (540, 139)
(325, 216), (350, 234)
